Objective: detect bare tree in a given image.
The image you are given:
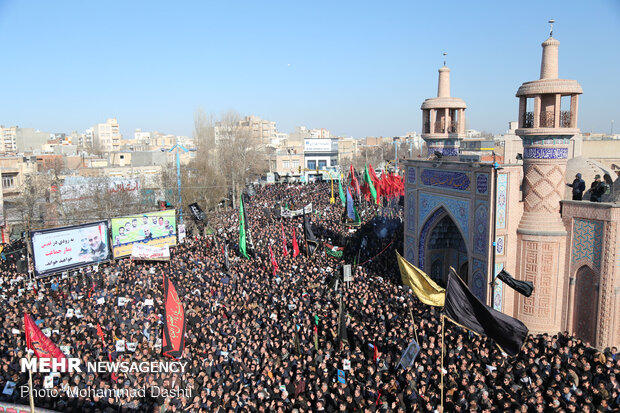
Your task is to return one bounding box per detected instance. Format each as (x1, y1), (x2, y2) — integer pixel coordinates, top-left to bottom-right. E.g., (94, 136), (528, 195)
(215, 111), (267, 208)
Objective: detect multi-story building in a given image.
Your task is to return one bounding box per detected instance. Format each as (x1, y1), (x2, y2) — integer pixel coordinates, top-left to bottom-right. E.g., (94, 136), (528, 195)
(0, 126), (18, 153)
(310, 128), (331, 139)
(93, 118), (121, 152)
(215, 115), (277, 147)
(13, 128), (51, 153)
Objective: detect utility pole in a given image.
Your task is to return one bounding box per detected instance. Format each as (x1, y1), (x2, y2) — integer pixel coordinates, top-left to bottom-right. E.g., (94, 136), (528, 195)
(168, 143), (189, 225)
(393, 137), (399, 171)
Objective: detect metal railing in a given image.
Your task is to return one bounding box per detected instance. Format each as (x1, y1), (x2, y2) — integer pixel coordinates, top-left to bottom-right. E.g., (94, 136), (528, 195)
(423, 122), (430, 134)
(560, 111), (572, 128)
(523, 112), (534, 128)
(540, 111), (555, 128)
(448, 121), (458, 133)
(434, 121), (445, 133)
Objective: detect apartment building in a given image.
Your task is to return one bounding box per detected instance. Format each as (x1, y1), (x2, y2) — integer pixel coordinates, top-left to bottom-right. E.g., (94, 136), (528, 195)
(93, 118), (122, 152)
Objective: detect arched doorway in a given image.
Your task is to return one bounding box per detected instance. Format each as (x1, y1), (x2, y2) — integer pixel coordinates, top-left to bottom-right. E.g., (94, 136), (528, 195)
(573, 266), (599, 346)
(425, 214), (468, 287)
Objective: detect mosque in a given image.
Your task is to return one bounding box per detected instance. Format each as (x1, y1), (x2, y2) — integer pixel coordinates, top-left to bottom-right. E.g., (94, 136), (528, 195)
(403, 25), (620, 349)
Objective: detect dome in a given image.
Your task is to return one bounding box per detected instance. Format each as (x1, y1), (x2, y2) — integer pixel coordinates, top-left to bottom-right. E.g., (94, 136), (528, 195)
(564, 156), (614, 200)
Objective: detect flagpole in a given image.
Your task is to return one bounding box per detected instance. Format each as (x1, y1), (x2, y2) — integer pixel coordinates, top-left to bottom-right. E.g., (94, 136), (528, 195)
(440, 314), (445, 412)
(27, 352), (35, 413)
(409, 307), (419, 344)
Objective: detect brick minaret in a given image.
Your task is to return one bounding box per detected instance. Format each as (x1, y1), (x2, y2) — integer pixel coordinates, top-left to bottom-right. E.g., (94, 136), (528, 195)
(514, 24), (582, 333)
(421, 58), (467, 159)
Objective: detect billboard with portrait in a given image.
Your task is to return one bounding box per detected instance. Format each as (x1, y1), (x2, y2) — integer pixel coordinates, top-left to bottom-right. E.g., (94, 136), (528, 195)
(111, 210), (177, 258)
(30, 221), (110, 277)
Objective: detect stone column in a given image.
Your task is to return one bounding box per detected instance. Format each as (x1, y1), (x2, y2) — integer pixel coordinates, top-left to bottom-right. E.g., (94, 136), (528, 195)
(554, 94), (561, 128)
(570, 95), (579, 128)
(534, 96), (541, 128)
(519, 97), (527, 128)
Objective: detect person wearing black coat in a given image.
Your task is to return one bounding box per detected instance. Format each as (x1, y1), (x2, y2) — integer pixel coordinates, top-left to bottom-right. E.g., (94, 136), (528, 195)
(590, 175), (606, 202)
(566, 173), (586, 200)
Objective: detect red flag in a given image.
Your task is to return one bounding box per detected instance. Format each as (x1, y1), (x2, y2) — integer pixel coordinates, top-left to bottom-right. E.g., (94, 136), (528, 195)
(96, 323), (117, 382)
(88, 282), (95, 299)
(349, 164), (361, 196)
(281, 223), (288, 257)
(97, 323), (105, 343)
(373, 342), (378, 363)
(162, 274), (186, 359)
(269, 245), (278, 276)
(24, 314), (68, 370)
(292, 227), (300, 258)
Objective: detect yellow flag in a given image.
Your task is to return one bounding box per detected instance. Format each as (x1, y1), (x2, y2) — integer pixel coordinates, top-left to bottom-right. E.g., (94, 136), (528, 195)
(396, 251), (445, 307)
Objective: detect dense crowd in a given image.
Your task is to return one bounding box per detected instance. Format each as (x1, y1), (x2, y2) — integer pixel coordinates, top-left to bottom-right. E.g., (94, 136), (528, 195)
(0, 182), (618, 412)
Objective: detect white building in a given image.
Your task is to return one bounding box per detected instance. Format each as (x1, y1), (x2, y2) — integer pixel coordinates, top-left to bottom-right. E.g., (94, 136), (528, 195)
(93, 118), (121, 152)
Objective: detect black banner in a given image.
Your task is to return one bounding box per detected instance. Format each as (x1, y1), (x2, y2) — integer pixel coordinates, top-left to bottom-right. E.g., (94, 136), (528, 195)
(444, 268), (528, 356)
(188, 203), (206, 223)
(497, 269), (534, 297)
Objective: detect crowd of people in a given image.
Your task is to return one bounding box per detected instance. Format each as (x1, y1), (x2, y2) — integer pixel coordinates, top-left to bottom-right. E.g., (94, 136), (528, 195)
(0, 181), (618, 412)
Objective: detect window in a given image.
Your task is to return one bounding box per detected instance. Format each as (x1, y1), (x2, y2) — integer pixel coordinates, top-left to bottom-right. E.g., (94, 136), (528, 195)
(307, 160), (316, 170)
(292, 160), (299, 169)
(2, 175), (15, 189)
(283, 160), (290, 169)
(318, 160), (327, 169)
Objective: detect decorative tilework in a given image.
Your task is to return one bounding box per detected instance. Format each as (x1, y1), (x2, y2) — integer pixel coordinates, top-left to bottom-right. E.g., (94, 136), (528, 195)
(523, 147), (569, 159)
(419, 192), (470, 242)
(472, 259), (486, 302)
(496, 174), (508, 229)
(418, 207), (447, 270)
(493, 263), (504, 311)
(406, 191), (416, 233)
(572, 219), (604, 269)
(420, 169), (470, 191)
(407, 167), (416, 185)
(474, 200), (489, 255)
(427, 147), (459, 157)
(476, 173), (489, 195)
(406, 236), (415, 263)
(496, 236), (505, 256)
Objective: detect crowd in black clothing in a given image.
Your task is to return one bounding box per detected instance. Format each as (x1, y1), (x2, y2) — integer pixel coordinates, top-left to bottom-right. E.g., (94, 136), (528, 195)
(0, 182), (618, 413)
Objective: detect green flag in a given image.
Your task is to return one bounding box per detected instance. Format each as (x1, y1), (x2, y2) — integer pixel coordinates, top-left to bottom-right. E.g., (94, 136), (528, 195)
(363, 165), (378, 204)
(338, 177), (346, 206)
(239, 194), (249, 259)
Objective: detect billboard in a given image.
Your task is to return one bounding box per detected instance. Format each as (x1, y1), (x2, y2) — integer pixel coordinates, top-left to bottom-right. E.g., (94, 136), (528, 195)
(31, 221), (110, 277)
(304, 139), (334, 153)
(111, 210), (177, 258)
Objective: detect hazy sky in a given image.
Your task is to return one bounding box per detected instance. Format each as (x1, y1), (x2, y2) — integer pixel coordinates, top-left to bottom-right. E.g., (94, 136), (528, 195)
(1, 0), (618, 138)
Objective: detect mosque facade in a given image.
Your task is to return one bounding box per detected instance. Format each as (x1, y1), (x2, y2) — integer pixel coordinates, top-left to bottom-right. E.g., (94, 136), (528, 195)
(403, 29), (620, 349)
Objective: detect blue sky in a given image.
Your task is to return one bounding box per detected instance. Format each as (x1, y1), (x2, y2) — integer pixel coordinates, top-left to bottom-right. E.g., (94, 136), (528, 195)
(0, 0), (618, 138)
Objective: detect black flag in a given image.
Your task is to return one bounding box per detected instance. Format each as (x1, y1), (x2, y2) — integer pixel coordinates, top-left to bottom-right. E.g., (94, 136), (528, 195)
(497, 269), (534, 297)
(303, 209), (318, 256)
(444, 268), (528, 356)
(188, 203), (206, 223)
(337, 296), (348, 344)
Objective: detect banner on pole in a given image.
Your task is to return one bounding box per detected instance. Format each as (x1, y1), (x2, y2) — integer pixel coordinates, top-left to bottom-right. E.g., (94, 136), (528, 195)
(30, 221), (110, 277)
(281, 203), (312, 218)
(131, 244), (171, 261)
(111, 210), (177, 258)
